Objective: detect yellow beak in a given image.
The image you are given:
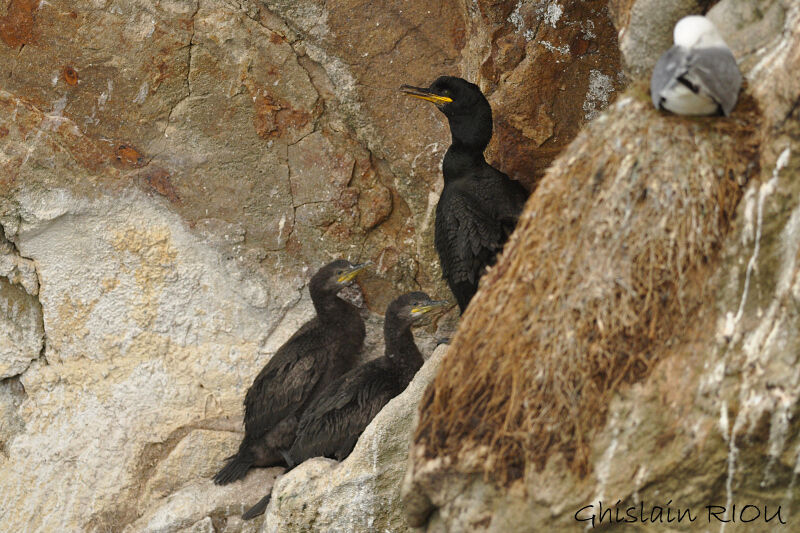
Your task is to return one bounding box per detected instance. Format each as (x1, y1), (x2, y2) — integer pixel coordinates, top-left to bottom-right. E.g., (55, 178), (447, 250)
(411, 300), (450, 315)
(400, 85), (453, 105)
(337, 262), (371, 284)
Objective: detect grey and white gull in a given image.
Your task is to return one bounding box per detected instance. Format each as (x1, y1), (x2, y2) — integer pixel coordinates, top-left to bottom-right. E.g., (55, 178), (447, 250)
(651, 15), (742, 116)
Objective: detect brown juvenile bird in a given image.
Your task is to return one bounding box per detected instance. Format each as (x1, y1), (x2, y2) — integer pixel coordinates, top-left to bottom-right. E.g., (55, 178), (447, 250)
(241, 292), (447, 519)
(213, 259), (369, 485)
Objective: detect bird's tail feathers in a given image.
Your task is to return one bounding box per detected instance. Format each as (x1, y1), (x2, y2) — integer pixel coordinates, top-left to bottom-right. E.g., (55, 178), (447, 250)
(213, 453), (253, 485)
(242, 493), (272, 520)
(279, 449), (296, 468)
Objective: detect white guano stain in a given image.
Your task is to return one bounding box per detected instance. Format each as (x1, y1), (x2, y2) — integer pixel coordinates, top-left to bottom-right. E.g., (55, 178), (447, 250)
(133, 81), (149, 104)
(707, 147), (799, 533)
(99, 80), (113, 111)
(277, 214), (286, 242)
(410, 142), (441, 177)
(748, 7), (798, 81)
(21, 95), (70, 167)
(581, 19), (596, 39)
(728, 148), (791, 338)
(591, 410), (620, 508)
(719, 401), (741, 533)
(145, 18), (156, 39)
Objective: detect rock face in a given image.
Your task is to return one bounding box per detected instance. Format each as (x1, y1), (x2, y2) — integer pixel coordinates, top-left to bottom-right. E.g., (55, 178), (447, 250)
(405, 0), (800, 531)
(0, 0), (623, 531)
(465, 0), (626, 187)
(0, 236), (42, 379)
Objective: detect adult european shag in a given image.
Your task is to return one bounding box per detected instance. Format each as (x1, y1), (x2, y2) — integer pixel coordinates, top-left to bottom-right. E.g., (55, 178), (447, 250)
(401, 76), (528, 312)
(650, 15), (742, 116)
(212, 259), (369, 485)
(240, 292), (447, 519)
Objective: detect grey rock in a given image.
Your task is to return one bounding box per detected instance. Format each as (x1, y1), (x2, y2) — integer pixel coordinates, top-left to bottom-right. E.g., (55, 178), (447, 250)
(0, 377), (25, 457)
(0, 277), (43, 379)
(617, 0), (703, 77)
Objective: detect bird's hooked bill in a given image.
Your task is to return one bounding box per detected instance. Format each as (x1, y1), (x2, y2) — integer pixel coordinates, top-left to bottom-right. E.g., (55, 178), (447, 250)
(411, 300), (450, 315)
(337, 261), (372, 283)
(400, 85), (453, 105)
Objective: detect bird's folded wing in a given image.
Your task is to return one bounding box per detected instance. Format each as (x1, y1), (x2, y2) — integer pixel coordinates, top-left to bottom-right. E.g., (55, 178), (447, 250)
(651, 46), (690, 107)
(243, 346), (321, 438)
(292, 369), (391, 460)
(436, 192), (505, 285)
(300, 368), (369, 419)
(685, 47), (742, 116)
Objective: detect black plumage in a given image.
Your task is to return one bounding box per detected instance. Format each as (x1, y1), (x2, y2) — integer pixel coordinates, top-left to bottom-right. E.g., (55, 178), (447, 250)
(402, 77), (528, 312)
(287, 291), (446, 462)
(240, 292), (446, 519)
(213, 259), (368, 485)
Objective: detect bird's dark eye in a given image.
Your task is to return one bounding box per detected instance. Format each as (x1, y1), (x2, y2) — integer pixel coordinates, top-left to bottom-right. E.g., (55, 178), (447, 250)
(442, 89), (452, 98)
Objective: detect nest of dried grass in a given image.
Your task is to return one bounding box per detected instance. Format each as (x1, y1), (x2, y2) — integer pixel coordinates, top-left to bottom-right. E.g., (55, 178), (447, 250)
(415, 88), (761, 483)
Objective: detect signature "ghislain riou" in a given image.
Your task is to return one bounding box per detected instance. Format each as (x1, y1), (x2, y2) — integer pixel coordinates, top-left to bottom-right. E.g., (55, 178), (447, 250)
(575, 501), (787, 528)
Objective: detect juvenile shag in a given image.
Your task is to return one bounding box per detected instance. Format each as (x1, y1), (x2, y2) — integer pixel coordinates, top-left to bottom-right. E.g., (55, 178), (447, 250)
(241, 292), (447, 519)
(401, 77), (528, 312)
(212, 259), (369, 485)
(651, 15), (742, 116)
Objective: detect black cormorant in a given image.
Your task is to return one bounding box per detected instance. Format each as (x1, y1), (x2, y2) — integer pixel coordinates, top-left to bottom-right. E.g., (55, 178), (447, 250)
(240, 292), (447, 519)
(401, 76), (528, 312)
(212, 259), (369, 485)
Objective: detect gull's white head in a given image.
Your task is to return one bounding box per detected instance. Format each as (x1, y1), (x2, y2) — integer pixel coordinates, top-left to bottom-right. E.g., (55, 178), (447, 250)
(673, 15), (727, 49)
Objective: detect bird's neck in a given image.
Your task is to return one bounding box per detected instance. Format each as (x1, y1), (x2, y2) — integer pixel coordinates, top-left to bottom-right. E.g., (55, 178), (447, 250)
(311, 288), (357, 323)
(383, 320), (424, 382)
(442, 107), (492, 182)
(443, 144), (486, 182)
(446, 110), (492, 152)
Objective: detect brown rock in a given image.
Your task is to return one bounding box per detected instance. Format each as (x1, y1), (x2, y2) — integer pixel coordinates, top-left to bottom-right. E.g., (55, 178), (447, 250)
(478, 0), (625, 189)
(0, 0), (39, 49)
(359, 184), (392, 229)
(253, 92), (313, 141)
(62, 66), (79, 86)
(141, 167), (181, 204)
(288, 131), (355, 206)
(115, 143), (146, 168)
